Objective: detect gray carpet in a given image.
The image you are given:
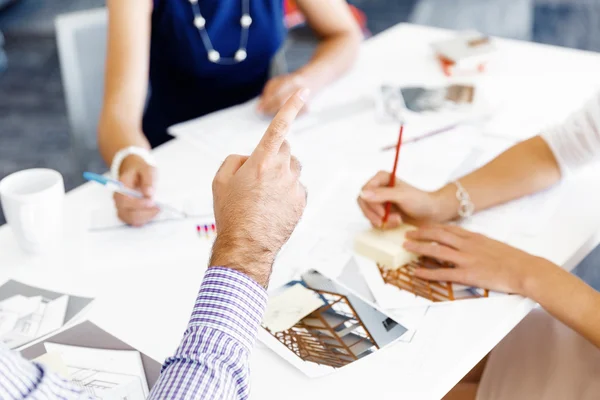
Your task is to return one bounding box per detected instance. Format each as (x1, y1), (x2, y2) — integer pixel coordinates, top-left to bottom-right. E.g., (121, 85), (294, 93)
(2, 0), (600, 225)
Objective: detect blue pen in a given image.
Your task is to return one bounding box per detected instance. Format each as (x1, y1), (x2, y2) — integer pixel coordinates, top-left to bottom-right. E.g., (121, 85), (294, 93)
(83, 172), (188, 218)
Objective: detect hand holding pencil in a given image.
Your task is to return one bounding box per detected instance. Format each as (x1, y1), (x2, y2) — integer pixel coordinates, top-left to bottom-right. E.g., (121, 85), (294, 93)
(357, 125), (448, 228)
(382, 125), (404, 227)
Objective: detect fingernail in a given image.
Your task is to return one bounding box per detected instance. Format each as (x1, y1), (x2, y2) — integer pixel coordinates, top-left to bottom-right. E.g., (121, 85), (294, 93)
(360, 190), (374, 200)
(298, 88), (310, 102)
(144, 199), (155, 207)
(392, 214), (402, 223)
(145, 187), (155, 196)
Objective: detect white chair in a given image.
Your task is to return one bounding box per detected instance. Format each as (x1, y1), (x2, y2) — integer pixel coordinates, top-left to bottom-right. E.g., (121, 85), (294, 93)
(55, 8), (107, 154)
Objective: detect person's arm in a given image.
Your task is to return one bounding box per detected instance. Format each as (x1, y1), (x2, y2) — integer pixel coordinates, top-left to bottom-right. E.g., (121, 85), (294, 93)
(523, 259), (600, 349)
(432, 136), (561, 221)
(403, 225), (600, 348)
(434, 92), (600, 220)
(257, 0), (361, 114)
(0, 90), (309, 400)
(292, 0), (362, 94)
(0, 270), (266, 400)
(358, 92), (600, 227)
(148, 267), (268, 400)
(0, 345), (91, 399)
(98, 0), (161, 226)
(149, 89), (309, 399)
(98, 0), (152, 164)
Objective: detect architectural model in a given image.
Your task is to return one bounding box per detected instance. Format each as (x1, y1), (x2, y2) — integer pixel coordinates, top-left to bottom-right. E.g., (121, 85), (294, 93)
(355, 225), (489, 302)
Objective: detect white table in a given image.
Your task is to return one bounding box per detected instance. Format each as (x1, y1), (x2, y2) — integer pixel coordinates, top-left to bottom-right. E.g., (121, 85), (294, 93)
(2, 24), (600, 399)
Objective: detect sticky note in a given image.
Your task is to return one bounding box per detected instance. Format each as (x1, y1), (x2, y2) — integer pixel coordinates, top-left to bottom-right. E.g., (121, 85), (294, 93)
(354, 224), (419, 269)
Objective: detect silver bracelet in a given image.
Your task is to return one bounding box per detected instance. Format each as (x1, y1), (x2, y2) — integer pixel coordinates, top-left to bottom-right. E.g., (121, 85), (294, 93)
(453, 180), (475, 218)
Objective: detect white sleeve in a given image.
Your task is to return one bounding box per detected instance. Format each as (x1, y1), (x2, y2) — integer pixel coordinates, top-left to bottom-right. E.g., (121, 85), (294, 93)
(541, 92), (600, 174)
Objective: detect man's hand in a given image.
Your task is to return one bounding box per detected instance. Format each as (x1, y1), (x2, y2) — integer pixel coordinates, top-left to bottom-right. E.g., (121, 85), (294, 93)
(210, 88), (310, 287)
(114, 155), (160, 227)
(257, 73), (309, 116)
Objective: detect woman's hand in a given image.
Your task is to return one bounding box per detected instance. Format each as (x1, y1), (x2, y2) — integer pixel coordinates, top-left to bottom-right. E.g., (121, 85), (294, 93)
(357, 171), (449, 228)
(114, 155), (160, 227)
(403, 224), (556, 295)
(257, 73), (309, 116)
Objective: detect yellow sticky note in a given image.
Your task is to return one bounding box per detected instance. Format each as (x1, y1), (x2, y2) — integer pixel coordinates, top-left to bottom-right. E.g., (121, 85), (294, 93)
(354, 224), (419, 269)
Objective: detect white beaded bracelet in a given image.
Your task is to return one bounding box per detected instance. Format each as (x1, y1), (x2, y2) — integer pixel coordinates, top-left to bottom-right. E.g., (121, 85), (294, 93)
(110, 146), (157, 180)
(453, 180), (475, 218)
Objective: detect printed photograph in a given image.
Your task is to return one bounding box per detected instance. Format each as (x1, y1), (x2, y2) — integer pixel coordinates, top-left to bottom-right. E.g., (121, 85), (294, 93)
(261, 269), (407, 377)
(0, 280), (93, 349)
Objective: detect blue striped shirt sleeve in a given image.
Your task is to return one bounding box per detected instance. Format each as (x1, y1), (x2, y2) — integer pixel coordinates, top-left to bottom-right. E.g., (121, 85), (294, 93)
(148, 266), (268, 400)
(0, 344), (90, 399)
(0, 266), (267, 400)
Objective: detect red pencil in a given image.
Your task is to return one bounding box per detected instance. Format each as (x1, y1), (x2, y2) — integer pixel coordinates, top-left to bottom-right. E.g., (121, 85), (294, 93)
(382, 124), (404, 226)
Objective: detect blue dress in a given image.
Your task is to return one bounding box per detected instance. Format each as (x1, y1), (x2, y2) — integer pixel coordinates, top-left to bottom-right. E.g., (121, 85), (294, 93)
(145, 0), (286, 147)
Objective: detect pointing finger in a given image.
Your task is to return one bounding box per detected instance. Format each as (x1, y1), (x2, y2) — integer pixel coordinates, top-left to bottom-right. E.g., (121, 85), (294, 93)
(252, 88), (310, 160)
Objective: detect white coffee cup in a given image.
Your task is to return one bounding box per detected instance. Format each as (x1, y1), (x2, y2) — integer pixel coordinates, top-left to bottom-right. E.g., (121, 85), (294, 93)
(0, 169), (65, 254)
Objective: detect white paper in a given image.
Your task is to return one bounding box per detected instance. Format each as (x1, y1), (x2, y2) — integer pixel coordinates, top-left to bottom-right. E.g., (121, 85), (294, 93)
(37, 295), (69, 338)
(89, 195), (214, 231)
(169, 100), (273, 158)
(460, 183), (565, 242)
(169, 97), (376, 159)
(44, 342), (149, 400)
(1, 295), (68, 349)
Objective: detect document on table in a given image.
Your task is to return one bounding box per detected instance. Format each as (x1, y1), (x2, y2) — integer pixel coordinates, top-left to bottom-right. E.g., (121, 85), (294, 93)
(458, 181), (565, 243)
(169, 100), (271, 157)
(0, 294), (68, 349)
(0, 280), (94, 349)
(169, 97), (377, 159)
(44, 342), (150, 400)
(89, 195), (214, 231)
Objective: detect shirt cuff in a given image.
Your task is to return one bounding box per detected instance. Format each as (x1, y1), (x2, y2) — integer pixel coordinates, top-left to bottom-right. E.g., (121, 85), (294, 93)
(188, 266), (268, 351)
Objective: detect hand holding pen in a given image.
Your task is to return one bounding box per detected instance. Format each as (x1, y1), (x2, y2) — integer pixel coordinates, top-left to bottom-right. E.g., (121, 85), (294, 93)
(84, 168), (187, 227)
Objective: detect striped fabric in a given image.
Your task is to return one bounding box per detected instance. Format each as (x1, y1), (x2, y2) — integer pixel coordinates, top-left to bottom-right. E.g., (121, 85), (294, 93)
(148, 267), (268, 399)
(0, 348), (89, 399)
(0, 266), (268, 400)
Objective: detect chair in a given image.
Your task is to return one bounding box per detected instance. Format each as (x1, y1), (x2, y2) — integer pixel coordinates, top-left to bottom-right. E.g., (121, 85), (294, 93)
(0, 30), (7, 75)
(55, 8), (107, 156)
